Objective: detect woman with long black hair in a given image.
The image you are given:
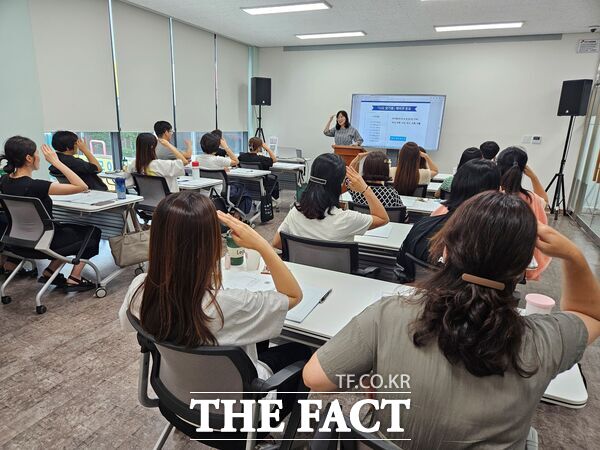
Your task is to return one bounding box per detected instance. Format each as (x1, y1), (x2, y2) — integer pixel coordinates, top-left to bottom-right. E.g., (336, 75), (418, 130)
(323, 110), (363, 146)
(304, 191), (600, 448)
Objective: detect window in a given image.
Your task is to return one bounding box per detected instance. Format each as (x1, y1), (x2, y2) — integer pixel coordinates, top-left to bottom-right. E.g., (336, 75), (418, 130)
(175, 131), (248, 156)
(44, 131), (116, 172)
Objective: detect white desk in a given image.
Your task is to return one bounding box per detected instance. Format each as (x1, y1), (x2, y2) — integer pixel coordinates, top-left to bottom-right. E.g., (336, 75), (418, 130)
(340, 191), (442, 215)
(176, 176), (222, 191)
(272, 162), (305, 171)
(51, 191), (142, 212)
(223, 262), (407, 346)
(432, 172), (453, 182)
(355, 223), (413, 251)
(228, 168), (271, 178)
(428, 181), (442, 194)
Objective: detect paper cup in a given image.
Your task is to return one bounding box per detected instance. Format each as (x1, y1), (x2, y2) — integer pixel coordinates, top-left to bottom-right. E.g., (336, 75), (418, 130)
(245, 249), (261, 271)
(525, 294), (555, 315)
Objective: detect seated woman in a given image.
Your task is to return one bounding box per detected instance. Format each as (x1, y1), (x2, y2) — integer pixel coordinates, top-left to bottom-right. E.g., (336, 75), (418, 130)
(126, 133), (187, 193)
(397, 159), (500, 281)
(0, 136), (101, 291)
(392, 142), (438, 195)
(239, 137), (279, 200)
(348, 151), (403, 207)
(436, 146), (482, 198)
(119, 192), (311, 402)
(497, 146), (549, 280)
(272, 153), (388, 248)
(304, 191), (600, 448)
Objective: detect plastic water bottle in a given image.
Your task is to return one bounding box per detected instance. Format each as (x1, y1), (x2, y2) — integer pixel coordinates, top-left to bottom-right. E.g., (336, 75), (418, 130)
(191, 160), (200, 180)
(115, 177), (127, 200)
(226, 233), (244, 266)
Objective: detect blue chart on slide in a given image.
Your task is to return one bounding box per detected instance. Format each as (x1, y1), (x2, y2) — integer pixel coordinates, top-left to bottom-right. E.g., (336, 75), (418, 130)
(351, 94), (446, 151)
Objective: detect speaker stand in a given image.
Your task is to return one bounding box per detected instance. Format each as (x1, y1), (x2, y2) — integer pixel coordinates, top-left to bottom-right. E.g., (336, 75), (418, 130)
(545, 115), (575, 220)
(255, 105), (265, 141)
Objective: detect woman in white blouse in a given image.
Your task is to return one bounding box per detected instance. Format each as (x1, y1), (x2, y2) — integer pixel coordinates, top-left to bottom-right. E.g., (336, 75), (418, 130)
(127, 132), (187, 193)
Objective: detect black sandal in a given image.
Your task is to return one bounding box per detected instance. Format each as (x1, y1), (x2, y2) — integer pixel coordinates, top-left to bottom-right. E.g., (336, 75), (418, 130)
(38, 267), (67, 287)
(63, 276), (96, 292)
(5, 267), (38, 279)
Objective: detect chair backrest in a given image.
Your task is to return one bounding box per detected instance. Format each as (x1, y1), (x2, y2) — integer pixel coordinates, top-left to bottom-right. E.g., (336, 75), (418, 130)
(280, 231), (358, 274)
(347, 202), (407, 223)
(412, 184), (428, 197)
(127, 311), (259, 426)
(131, 173), (170, 211)
(199, 168), (229, 186)
(239, 161), (263, 170)
(0, 194), (54, 249)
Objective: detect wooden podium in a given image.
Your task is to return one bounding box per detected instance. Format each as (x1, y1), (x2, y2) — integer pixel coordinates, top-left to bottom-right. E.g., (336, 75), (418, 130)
(333, 145), (363, 166)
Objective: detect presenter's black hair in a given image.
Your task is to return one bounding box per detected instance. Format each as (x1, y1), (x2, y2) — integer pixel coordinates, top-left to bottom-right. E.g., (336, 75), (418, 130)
(457, 147), (483, 168)
(51, 131), (78, 152)
(444, 159), (500, 212)
(335, 110), (350, 130)
(480, 141), (500, 160)
(497, 146), (530, 200)
(2, 136), (37, 174)
(296, 153), (346, 220)
(153, 121), (172, 137)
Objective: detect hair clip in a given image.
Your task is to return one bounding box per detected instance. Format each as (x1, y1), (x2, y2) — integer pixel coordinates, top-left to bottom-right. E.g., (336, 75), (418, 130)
(461, 273), (505, 291)
(309, 176), (327, 185)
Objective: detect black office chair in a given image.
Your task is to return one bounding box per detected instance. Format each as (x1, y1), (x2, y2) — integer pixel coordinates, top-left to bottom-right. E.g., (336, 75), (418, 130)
(412, 185), (428, 197)
(131, 173), (171, 224)
(310, 402), (402, 450)
(199, 169), (255, 222)
(127, 310), (308, 450)
(235, 164), (279, 224)
(347, 202), (407, 223)
(280, 232), (379, 277)
(239, 161), (262, 170)
(0, 194), (103, 313)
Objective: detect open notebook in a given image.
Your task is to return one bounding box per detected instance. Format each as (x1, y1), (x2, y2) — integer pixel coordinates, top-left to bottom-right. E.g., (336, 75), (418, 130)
(221, 271), (329, 323)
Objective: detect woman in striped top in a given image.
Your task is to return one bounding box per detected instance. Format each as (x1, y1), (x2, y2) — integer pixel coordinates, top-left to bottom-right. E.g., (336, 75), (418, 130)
(323, 110), (363, 146)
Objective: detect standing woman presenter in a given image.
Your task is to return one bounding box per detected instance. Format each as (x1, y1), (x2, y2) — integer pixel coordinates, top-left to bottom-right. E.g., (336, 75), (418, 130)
(323, 110), (363, 146)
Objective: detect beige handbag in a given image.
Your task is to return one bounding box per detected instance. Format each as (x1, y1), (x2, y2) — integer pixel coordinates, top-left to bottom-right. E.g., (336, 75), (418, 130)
(109, 209), (150, 267)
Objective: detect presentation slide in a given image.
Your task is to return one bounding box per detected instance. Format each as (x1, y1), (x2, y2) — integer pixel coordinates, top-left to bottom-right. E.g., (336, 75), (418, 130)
(351, 94), (446, 151)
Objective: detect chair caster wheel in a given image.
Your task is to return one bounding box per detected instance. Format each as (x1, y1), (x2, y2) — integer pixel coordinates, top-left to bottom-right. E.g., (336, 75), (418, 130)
(134, 267), (144, 276)
(250, 223), (256, 229)
(36, 305), (47, 314)
(1, 296), (11, 305)
(95, 287), (107, 298)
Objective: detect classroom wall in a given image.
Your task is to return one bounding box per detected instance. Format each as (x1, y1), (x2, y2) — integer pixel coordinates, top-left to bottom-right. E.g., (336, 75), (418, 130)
(0, 0), (47, 178)
(258, 34), (600, 196)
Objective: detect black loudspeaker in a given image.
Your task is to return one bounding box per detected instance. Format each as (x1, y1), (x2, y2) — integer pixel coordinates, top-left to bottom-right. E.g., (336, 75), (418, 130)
(557, 79), (593, 116)
(251, 77), (271, 106)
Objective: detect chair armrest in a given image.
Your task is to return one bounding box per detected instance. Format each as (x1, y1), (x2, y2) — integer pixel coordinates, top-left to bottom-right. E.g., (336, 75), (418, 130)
(250, 360), (306, 393)
(353, 266), (380, 278)
(393, 268), (414, 284)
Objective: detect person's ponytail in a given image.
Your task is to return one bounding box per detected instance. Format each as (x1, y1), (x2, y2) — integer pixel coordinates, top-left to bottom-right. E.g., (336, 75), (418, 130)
(497, 146), (530, 199)
(2, 136), (37, 174)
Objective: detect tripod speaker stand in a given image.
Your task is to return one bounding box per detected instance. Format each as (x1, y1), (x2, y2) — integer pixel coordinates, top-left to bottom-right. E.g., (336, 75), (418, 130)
(255, 104), (265, 141)
(546, 116), (575, 220)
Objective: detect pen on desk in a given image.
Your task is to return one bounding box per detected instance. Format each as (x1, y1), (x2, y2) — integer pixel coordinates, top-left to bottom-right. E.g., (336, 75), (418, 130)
(319, 288), (333, 303)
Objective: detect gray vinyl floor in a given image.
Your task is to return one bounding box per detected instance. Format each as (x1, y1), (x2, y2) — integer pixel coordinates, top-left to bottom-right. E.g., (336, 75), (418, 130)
(1, 193), (599, 449)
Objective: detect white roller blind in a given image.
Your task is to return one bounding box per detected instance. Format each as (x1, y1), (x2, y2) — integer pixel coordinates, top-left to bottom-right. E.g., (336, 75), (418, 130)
(216, 36), (248, 131)
(173, 21), (215, 131)
(28, 0), (117, 131)
(113, 1), (172, 131)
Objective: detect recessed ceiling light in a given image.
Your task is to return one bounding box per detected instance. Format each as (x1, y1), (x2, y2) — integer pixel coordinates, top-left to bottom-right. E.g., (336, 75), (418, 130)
(242, 2), (330, 15)
(435, 22), (524, 32)
(296, 31), (366, 39)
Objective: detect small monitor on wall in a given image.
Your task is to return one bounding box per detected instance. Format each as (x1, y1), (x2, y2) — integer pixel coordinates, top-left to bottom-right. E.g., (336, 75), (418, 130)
(351, 94), (446, 151)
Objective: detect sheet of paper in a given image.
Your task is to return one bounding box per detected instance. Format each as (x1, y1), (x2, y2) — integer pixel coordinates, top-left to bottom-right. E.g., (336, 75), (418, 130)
(364, 224), (392, 238)
(286, 285), (330, 323)
(53, 191), (117, 204)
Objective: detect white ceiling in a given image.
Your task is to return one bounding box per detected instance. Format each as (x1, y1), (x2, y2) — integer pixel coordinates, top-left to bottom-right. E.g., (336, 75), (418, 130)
(125, 0), (600, 47)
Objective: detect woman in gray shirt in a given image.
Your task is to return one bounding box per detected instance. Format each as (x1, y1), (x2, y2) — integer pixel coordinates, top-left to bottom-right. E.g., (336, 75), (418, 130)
(304, 191), (600, 449)
(323, 110), (363, 146)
